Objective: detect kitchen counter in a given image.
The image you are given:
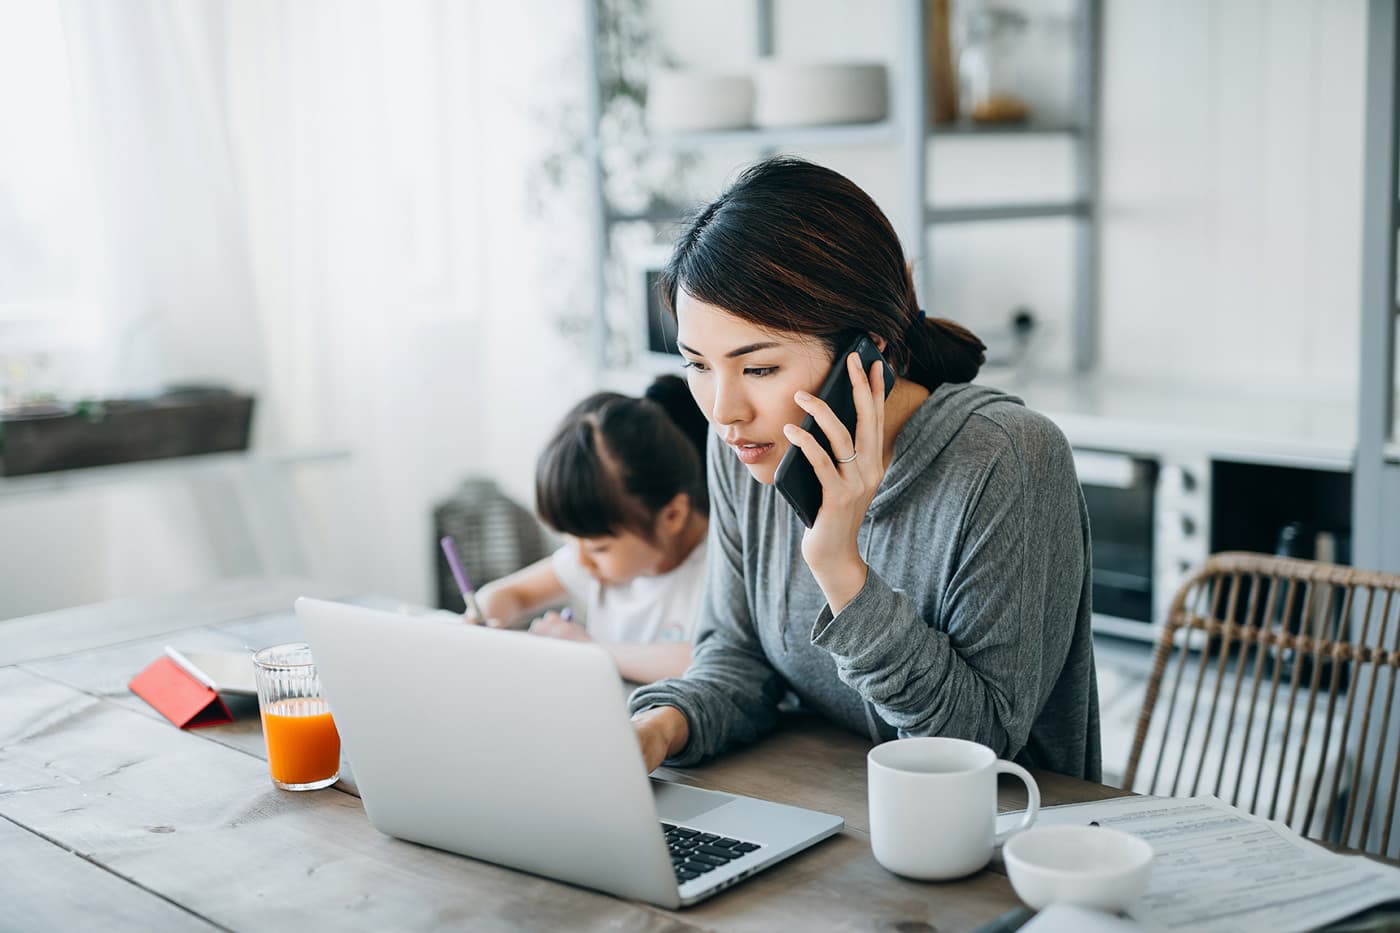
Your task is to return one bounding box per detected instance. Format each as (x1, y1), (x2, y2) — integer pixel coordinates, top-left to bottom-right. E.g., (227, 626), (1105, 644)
(981, 368), (1356, 471)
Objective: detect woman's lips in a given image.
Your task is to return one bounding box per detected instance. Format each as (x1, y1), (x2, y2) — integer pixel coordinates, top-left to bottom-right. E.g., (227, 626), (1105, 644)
(730, 442), (774, 465)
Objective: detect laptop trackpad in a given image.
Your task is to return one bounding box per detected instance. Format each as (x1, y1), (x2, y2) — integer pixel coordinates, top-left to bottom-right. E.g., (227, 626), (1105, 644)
(651, 780), (733, 823)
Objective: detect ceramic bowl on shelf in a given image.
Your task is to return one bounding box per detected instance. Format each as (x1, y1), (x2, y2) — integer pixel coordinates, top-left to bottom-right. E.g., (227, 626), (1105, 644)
(1002, 825), (1153, 913)
(752, 61), (888, 127)
(645, 69), (754, 133)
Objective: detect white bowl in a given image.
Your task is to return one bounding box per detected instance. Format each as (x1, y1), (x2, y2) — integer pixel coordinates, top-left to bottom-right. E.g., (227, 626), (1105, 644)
(752, 61), (888, 127)
(646, 70), (753, 133)
(1002, 825), (1153, 913)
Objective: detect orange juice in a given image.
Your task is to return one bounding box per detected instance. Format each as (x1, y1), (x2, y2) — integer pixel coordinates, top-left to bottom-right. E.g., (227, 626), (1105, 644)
(260, 697), (341, 786)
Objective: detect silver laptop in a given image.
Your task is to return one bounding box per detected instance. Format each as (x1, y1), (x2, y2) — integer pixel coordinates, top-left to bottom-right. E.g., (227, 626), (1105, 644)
(295, 597), (843, 908)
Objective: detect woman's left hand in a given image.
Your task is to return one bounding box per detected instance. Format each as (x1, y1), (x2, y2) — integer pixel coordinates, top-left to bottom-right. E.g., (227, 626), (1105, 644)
(782, 352), (888, 613)
(528, 611), (592, 642)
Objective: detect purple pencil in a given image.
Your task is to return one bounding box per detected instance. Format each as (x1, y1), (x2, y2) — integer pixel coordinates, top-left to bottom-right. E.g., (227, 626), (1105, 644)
(440, 535), (486, 621)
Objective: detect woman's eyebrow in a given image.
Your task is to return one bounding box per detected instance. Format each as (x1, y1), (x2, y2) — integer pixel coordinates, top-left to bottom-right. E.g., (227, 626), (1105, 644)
(676, 340), (782, 358)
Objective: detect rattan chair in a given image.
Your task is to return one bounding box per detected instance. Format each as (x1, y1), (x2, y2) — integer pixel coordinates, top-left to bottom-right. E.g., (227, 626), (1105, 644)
(1125, 551), (1400, 857)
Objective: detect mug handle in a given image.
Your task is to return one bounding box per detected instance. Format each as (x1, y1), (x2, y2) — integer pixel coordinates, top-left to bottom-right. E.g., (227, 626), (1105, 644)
(993, 760), (1041, 846)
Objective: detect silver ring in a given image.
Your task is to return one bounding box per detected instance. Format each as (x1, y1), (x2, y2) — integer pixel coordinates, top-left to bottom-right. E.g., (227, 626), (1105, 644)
(835, 450), (859, 464)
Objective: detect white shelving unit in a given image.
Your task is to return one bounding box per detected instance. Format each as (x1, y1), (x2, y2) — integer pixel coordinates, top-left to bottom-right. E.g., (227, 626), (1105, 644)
(581, 0), (1102, 374)
(639, 121), (900, 152)
(1356, 0), (1400, 575)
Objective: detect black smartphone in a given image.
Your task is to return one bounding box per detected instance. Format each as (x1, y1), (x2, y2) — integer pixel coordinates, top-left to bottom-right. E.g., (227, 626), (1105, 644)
(773, 334), (895, 528)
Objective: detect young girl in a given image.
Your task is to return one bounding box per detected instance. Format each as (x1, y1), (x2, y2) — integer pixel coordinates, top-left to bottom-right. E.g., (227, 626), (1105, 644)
(470, 375), (709, 684)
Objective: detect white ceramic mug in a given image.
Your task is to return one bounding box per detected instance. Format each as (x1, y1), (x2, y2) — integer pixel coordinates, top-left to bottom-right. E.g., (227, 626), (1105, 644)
(868, 736), (1040, 880)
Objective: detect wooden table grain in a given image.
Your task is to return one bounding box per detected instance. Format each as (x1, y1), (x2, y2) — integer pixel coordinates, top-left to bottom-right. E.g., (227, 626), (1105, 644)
(1, 580), (1128, 932)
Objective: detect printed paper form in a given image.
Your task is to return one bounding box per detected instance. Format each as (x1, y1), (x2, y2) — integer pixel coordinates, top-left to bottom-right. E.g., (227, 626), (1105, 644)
(995, 795), (1400, 933)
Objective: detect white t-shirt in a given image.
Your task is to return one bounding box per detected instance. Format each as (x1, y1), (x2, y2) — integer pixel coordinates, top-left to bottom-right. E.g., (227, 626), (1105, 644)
(550, 538), (707, 646)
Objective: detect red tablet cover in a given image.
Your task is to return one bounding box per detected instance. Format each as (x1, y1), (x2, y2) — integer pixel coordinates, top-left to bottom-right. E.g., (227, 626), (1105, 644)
(129, 656), (234, 729)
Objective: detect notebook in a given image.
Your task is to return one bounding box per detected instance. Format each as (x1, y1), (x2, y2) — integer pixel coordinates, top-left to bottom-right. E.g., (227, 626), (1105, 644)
(294, 597), (844, 908)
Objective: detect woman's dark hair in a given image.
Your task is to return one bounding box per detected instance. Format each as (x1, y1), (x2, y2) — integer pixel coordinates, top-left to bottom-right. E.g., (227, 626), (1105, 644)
(535, 375), (708, 541)
(657, 156), (985, 390)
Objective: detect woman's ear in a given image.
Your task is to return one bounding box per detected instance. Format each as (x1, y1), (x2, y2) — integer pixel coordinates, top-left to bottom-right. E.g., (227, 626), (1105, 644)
(870, 334), (888, 353)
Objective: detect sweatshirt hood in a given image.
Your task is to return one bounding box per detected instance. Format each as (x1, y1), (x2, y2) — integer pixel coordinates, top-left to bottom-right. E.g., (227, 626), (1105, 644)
(868, 382), (1024, 519)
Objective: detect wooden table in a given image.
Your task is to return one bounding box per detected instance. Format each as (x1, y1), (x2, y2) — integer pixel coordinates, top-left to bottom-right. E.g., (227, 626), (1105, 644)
(0, 578), (1135, 931)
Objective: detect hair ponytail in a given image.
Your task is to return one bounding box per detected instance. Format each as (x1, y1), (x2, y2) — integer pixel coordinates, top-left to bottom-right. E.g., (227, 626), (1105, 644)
(903, 315), (987, 387)
(643, 374), (709, 469)
(535, 377), (708, 542)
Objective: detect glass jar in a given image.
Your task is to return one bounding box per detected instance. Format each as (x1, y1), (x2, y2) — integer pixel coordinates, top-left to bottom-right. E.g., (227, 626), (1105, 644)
(958, 5), (1031, 124)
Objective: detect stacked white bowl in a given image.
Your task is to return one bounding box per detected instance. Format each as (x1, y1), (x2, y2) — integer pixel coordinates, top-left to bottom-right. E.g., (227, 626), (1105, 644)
(752, 62), (888, 127)
(645, 62), (888, 133)
(646, 71), (754, 133)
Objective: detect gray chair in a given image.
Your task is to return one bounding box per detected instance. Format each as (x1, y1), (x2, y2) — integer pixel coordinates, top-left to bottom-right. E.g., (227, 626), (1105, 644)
(433, 478), (553, 613)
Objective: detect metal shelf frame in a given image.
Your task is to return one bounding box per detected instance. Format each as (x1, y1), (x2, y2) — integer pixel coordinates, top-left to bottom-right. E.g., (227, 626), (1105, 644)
(1346, 0), (1400, 861)
(926, 201), (1089, 224)
(640, 121), (900, 152)
(1355, 0), (1400, 575)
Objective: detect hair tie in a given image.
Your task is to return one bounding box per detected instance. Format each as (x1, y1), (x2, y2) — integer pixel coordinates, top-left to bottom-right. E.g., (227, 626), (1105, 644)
(906, 308), (927, 339)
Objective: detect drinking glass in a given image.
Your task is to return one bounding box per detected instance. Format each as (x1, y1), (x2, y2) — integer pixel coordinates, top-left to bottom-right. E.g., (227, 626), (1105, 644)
(252, 643), (341, 791)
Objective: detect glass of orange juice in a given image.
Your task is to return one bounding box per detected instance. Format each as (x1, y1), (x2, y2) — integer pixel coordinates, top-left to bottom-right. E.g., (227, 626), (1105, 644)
(252, 643), (341, 791)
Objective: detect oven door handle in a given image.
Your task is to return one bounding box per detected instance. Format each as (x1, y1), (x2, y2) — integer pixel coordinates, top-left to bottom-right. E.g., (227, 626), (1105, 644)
(1072, 450), (1143, 489)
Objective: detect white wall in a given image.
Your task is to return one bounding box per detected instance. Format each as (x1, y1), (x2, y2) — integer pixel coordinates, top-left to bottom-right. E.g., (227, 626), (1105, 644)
(1098, 0), (1366, 402)
(1, 494), (114, 617)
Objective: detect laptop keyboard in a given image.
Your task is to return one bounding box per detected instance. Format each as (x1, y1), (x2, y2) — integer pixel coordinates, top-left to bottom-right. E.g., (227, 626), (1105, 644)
(661, 822), (762, 883)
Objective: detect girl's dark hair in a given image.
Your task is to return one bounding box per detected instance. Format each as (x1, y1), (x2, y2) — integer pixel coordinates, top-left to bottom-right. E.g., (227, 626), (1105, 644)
(535, 375), (708, 541)
(657, 156), (985, 390)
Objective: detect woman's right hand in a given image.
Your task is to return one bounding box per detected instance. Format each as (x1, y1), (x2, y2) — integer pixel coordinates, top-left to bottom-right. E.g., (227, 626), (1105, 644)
(631, 705), (689, 773)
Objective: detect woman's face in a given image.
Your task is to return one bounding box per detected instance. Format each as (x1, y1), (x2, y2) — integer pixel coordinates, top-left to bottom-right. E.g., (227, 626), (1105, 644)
(675, 291), (833, 485)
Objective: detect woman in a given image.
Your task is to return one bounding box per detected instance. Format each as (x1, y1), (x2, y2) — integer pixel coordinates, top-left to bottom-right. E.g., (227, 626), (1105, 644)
(629, 156), (1100, 780)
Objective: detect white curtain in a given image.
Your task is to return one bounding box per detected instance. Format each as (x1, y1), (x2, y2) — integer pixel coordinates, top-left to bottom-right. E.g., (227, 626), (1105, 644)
(0, 0), (269, 612)
(60, 0), (263, 397)
(0, 0), (590, 613)
(223, 0), (590, 601)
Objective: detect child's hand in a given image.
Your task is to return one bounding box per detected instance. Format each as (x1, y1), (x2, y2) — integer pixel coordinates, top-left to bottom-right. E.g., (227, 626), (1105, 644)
(467, 583), (518, 627)
(462, 606), (507, 628)
(528, 611), (590, 642)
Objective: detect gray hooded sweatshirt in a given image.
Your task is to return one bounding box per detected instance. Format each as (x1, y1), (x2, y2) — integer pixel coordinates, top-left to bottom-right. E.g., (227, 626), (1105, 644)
(629, 382), (1102, 781)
